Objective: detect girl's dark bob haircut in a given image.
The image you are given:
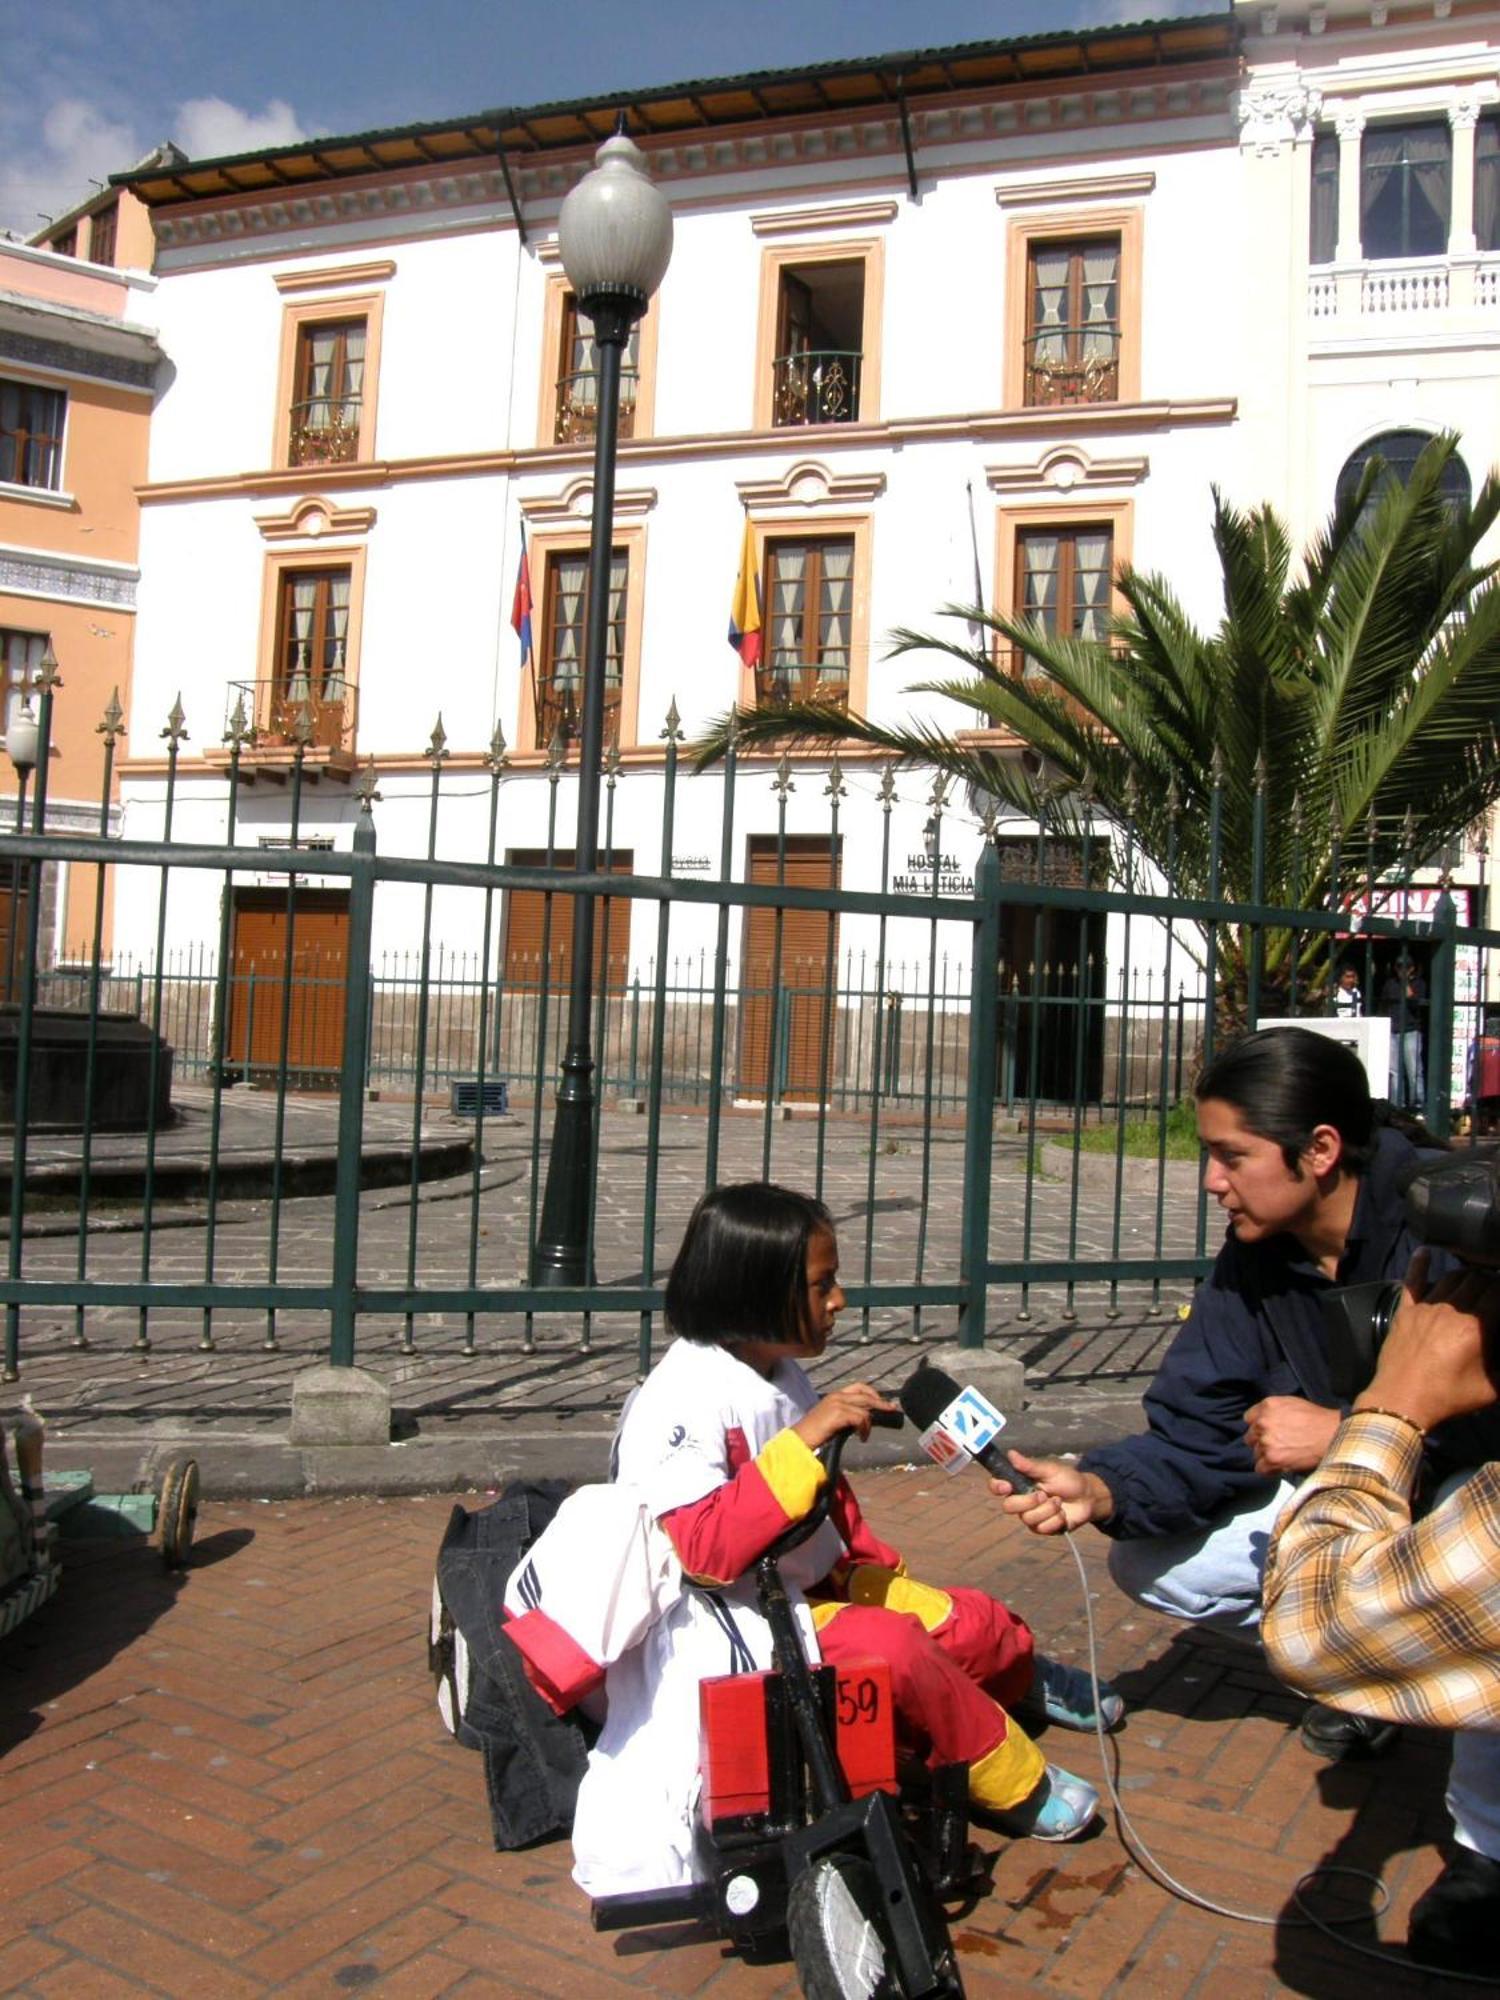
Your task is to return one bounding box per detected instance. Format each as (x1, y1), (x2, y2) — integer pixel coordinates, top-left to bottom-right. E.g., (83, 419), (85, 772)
(665, 1181), (833, 1347)
(1194, 1025), (1374, 1175)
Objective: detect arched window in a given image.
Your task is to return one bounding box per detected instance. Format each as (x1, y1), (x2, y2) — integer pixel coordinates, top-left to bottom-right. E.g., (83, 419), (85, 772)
(1335, 430), (1471, 516)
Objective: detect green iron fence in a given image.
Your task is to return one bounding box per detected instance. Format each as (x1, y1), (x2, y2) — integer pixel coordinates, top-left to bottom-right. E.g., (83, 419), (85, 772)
(0, 671), (1491, 1381)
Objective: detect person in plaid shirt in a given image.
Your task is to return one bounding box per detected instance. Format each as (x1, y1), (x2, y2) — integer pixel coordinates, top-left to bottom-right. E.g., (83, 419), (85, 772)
(1264, 1251), (1500, 1971)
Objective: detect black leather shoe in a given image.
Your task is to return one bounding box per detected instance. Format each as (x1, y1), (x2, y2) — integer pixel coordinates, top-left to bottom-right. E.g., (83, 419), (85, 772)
(1409, 1849), (1500, 1973)
(1297, 1702), (1399, 1760)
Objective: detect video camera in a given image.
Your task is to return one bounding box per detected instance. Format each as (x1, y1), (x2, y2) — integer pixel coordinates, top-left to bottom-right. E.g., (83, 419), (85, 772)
(1325, 1149), (1500, 1399)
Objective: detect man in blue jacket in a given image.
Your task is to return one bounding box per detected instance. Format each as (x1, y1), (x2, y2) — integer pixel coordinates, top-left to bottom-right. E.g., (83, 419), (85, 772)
(994, 1027), (1500, 1966)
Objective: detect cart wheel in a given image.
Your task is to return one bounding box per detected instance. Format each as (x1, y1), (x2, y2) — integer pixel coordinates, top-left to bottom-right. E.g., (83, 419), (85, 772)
(786, 1853), (904, 2000)
(157, 1456), (200, 1570)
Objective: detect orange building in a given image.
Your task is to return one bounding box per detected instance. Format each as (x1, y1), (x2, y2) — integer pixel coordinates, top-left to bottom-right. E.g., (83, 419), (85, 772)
(0, 227), (165, 964)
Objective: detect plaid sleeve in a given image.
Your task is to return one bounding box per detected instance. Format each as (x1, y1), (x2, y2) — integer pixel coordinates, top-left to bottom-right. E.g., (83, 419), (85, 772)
(1263, 1413), (1500, 1731)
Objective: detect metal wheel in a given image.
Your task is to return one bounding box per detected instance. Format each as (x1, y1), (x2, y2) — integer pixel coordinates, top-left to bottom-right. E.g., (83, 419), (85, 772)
(786, 1853), (900, 2000)
(157, 1456), (200, 1570)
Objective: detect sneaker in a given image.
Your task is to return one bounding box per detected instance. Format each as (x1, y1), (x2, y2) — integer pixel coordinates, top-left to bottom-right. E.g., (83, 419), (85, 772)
(1017, 1655), (1125, 1734)
(1297, 1702), (1399, 1762)
(1408, 1849), (1500, 1973)
(984, 1764), (1100, 1843)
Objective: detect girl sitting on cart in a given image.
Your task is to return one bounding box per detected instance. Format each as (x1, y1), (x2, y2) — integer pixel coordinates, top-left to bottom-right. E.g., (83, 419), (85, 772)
(568, 1181), (1119, 1897)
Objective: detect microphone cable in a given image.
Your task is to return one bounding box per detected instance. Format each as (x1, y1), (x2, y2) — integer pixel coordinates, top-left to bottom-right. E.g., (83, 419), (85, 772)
(1054, 1527), (1500, 1986)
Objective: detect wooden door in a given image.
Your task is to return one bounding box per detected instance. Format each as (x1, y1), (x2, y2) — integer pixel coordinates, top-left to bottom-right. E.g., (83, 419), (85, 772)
(502, 851), (634, 997)
(738, 835), (839, 1102)
(226, 888), (349, 1082)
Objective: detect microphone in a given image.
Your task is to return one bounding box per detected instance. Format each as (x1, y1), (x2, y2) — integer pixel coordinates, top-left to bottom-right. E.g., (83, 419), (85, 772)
(898, 1362), (1034, 1494)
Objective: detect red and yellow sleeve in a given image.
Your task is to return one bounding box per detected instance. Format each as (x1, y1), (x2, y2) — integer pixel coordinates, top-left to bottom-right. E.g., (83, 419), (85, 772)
(829, 1475), (902, 1572)
(661, 1427), (826, 1584)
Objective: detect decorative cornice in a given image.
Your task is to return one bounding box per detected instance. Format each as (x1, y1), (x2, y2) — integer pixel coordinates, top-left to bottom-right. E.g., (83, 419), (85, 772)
(0, 314), (160, 391)
(519, 476), (658, 526)
(254, 495), (378, 541)
(150, 70), (1236, 262)
(751, 199), (900, 236)
(986, 445), (1149, 493)
(273, 259), (396, 293)
(0, 543), (138, 608)
(140, 397), (1237, 505)
(734, 459), (887, 507)
(994, 172), (1154, 208)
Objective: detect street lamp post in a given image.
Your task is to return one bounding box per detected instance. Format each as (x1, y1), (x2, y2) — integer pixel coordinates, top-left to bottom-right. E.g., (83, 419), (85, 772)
(4, 700), (39, 1005)
(533, 130), (672, 1287)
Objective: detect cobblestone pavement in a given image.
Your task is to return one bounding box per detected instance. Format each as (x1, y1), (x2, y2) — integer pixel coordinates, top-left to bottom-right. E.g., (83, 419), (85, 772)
(7, 1091), (1203, 1494)
(1, 1472), (1455, 1997)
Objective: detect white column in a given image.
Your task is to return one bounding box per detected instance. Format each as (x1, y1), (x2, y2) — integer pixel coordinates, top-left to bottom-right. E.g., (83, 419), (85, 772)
(1334, 110), (1364, 260)
(1450, 99), (1479, 255)
(1334, 110), (1365, 316)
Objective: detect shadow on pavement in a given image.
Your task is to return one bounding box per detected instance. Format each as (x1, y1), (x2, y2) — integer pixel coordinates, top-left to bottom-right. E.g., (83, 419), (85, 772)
(0, 1527), (255, 1757)
(1272, 1752), (1451, 1996)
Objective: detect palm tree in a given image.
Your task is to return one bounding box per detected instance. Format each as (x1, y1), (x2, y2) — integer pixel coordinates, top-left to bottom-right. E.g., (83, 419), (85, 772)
(696, 435), (1500, 1012)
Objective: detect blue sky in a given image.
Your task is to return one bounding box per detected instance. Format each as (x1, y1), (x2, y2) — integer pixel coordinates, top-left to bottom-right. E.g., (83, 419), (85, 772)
(3, 0), (1223, 238)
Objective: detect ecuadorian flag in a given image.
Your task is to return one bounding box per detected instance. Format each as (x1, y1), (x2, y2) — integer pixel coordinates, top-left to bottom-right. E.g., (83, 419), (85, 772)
(511, 528), (534, 667)
(728, 514), (761, 668)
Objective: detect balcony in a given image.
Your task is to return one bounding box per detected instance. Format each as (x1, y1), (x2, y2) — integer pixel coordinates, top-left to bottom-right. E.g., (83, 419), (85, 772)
(554, 368), (639, 446)
(1308, 250), (1500, 327)
(753, 658), (849, 713)
(772, 349), (862, 427)
(214, 678), (359, 782)
(288, 398), (361, 467)
(533, 677), (622, 752)
(1023, 333), (1120, 408)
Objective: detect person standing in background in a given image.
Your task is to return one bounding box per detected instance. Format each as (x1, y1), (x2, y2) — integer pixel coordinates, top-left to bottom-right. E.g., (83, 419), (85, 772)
(1332, 963), (1363, 1020)
(1378, 956), (1426, 1108)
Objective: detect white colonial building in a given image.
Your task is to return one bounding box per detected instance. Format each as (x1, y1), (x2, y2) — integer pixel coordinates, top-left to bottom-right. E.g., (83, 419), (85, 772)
(104, 1), (1498, 1102)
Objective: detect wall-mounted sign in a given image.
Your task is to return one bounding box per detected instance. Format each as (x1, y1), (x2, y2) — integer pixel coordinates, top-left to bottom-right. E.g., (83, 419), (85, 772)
(671, 853), (713, 875)
(892, 851), (974, 895)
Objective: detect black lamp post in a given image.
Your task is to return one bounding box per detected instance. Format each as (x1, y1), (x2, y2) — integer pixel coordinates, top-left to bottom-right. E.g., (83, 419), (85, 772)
(533, 129), (672, 1287)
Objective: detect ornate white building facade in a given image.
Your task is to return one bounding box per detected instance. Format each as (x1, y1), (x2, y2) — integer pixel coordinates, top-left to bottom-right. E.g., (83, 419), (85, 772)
(105, 2), (1498, 1097)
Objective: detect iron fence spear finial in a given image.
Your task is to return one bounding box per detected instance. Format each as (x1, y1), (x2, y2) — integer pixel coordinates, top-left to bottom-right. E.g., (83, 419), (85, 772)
(97, 687), (125, 746)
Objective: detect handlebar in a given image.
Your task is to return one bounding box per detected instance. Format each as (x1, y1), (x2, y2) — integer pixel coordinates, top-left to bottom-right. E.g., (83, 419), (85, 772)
(760, 1404), (904, 1562)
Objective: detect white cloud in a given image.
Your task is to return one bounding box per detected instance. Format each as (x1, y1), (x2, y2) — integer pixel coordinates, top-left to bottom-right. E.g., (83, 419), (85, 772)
(0, 92), (309, 238)
(174, 96), (306, 162)
(1074, 0), (1220, 18)
(0, 96), (141, 237)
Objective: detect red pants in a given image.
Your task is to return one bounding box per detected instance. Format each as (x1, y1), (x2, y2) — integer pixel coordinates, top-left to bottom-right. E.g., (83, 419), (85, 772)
(812, 1574), (1042, 1808)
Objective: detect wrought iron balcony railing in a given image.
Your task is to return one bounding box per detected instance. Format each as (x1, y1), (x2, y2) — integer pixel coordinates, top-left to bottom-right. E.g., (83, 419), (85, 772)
(533, 677), (622, 751)
(553, 368), (639, 445)
(226, 678), (359, 756)
(1023, 334), (1119, 407)
(753, 659), (850, 712)
(288, 399), (362, 466)
(772, 349), (862, 426)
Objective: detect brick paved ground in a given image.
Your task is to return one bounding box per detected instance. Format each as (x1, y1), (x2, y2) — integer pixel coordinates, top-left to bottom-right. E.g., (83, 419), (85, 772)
(1, 1472), (1458, 1998)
